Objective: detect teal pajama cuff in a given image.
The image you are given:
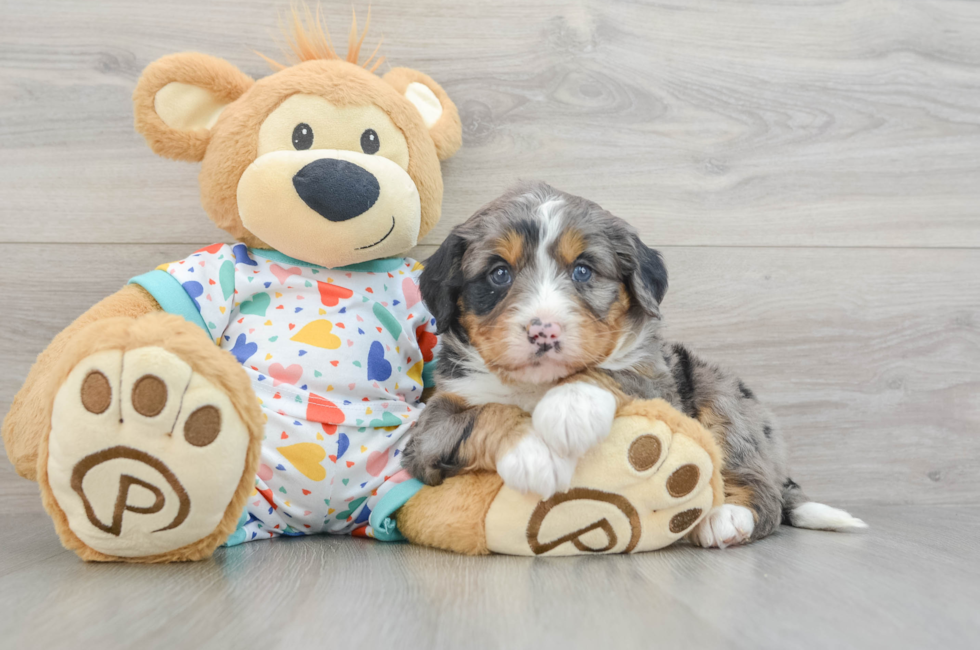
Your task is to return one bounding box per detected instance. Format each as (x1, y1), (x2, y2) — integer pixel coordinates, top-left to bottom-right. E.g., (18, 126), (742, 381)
(369, 478), (425, 542)
(422, 361), (437, 390)
(129, 269), (209, 334)
(223, 510), (250, 547)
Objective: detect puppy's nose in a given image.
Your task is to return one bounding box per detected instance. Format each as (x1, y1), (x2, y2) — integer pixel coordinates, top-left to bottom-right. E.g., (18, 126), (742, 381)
(526, 319), (562, 348)
(292, 158), (380, 222)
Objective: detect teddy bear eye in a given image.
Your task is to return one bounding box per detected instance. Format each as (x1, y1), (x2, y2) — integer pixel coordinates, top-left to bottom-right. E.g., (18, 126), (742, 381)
(360, 128), (380, 154)
(292, 123), (314, 150)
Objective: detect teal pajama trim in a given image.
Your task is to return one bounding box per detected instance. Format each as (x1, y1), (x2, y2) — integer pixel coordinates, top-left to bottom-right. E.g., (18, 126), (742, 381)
(369, 478), (425, 542)
(223, 509), (250, 547)
(422, 361), (437, 390)
(129, 270), (209, 334)
(225, 479), (425, 546)
(253, 248), (405, 273)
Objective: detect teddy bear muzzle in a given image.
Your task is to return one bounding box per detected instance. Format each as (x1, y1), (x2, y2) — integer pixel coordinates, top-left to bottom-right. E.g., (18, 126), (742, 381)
(236, 148), (422, 268)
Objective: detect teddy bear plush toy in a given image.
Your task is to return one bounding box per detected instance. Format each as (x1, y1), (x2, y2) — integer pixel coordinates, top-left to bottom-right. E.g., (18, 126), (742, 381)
(1, 8), (723, 561)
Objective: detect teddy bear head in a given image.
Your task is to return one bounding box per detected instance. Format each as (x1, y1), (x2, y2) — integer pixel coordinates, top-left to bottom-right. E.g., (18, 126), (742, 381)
(133, 9), (461, 268)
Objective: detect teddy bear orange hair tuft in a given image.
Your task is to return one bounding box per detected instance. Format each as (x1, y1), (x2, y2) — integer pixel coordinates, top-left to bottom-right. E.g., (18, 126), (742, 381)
(257, 3), (385, 73)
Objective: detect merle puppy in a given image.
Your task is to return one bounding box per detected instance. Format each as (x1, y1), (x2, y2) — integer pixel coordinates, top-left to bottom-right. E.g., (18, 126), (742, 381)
(404, 181), (865, 547)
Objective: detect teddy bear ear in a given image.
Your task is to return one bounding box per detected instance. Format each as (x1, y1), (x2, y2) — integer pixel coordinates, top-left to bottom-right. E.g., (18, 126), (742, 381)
(133, 53), (254, 162)
(383, 68), (462, 161)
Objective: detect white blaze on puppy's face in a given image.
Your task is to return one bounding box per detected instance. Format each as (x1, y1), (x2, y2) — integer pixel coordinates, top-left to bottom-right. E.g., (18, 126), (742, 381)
(503, 200), (583, 383)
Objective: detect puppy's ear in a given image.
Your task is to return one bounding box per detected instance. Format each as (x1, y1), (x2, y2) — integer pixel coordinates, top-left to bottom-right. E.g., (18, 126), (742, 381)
(383, 68), (462, 161)
(421, 231), (468, 334)
(626, 237), (668, 318)
(133, 53), (253, 162)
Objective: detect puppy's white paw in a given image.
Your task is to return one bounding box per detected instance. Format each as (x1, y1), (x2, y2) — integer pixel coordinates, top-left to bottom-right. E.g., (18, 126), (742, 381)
(690, 504), (756, 549)
(497, 435), (577, 500)
(532, 383), (617, 457)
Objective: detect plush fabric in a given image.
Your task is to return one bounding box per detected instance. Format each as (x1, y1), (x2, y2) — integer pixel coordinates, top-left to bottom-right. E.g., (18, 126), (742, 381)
(383, 68), (463, 163)
(35, 313), (264, 562)
(133, 53), (254, 162)
(191, 59), (451, 250)
(2, 284), (161, 480)
(5, 8), (468, 563)
(398, 400), (725, 556)
(47, 345), (254, 558)
(398, 472), (505, 555)
(236, 146), (423, 267)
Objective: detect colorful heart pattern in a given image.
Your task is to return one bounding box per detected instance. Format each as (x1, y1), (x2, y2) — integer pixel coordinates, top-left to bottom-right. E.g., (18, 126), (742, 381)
(270, 263), (302, 284)
(229, 333), (258, 364)
(373, 302), (402, 340)
(239, 292), (271, 316)
(318, 281), (354, 307)
(416, 323), (437, 362)
(268, 363), (303, 386)
(402, 277), (422, 308)
(367, 341), (392, 381)
(291, 320), (341, 349)
(278, 443), (327, 482)
(370, 411), (402, 430)
(157, 244), (437, 542)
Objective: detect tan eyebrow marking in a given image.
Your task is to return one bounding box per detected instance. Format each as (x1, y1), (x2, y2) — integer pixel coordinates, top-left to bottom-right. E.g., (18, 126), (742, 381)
(555, 228), (586, 266)
(495, 229), (525, 267)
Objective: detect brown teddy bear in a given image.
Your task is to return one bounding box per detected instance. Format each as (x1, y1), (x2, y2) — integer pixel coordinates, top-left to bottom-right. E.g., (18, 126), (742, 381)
(1, 8), (722, 561)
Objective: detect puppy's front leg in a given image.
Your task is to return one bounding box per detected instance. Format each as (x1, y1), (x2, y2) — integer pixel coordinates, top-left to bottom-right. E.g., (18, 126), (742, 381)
(531, 372), (623, 458)
(496, 434), (577, 499)
(500, 374), (621, 498)
(404, 392), (577, 499)
(402, 393), (533, 479)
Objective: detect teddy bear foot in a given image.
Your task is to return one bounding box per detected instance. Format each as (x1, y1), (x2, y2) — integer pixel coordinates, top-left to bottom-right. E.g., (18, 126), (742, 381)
(484, 400), (724, 556)
(38, 315), (262, 562)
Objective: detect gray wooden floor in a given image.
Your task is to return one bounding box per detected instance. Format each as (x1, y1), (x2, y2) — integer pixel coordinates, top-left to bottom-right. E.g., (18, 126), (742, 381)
(1, 0), (979, 648)
(2, 502), (978, 650)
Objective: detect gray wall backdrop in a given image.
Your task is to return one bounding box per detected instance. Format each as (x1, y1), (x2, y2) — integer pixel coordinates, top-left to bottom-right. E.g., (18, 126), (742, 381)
(1, 0), (978, 510)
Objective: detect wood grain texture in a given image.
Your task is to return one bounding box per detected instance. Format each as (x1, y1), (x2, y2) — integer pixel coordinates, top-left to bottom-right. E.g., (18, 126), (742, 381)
(1, 0), (980, 246)
(1, 2), (979, 646)
(1, 244), (977, 506)
(1, 504), (978, 650)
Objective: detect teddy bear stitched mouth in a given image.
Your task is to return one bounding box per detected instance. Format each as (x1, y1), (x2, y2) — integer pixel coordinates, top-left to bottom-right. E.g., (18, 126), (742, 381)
(355, 216), (396, 250)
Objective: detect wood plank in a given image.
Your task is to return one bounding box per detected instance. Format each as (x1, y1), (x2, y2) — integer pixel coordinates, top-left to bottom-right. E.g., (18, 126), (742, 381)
(0, 510), (67, 579)
(0, 504), (977, 650)
(1, 244), (977, 507)
(2, 0), (980, 246)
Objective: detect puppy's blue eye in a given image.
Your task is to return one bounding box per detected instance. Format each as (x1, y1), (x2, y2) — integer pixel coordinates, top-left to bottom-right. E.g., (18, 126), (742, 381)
(572, 264), (593, 283)
(489, 266), (512, 286)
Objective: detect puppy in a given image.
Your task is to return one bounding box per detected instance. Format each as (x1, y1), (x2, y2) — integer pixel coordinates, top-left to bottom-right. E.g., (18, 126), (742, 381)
(403, 181), (866, 548)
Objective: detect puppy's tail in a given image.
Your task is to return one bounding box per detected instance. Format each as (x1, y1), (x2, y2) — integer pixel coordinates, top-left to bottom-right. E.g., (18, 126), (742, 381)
(781, 478), (868, 531)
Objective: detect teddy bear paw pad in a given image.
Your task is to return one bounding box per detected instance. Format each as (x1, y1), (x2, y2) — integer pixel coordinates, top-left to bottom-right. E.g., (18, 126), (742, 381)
(485, 412), (717, 556)
(46, 347), (251, 558)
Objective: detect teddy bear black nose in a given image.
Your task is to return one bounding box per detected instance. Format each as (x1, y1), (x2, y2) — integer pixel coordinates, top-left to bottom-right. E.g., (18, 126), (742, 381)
(292, 158), (381, 222)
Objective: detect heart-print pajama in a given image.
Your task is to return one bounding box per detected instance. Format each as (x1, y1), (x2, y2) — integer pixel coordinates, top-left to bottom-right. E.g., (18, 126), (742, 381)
(130, 244), (438, 543)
